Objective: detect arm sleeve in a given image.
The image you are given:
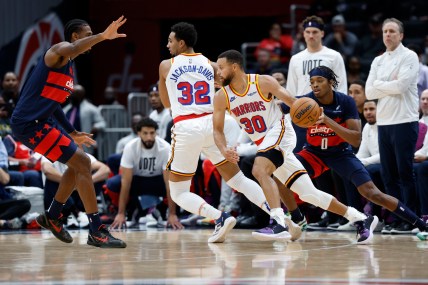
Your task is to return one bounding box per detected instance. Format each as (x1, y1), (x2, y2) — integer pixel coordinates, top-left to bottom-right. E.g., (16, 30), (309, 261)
(53, 105), (75, 133)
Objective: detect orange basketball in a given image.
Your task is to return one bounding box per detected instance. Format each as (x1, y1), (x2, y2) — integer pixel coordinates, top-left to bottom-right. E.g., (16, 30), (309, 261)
(290, 97), (321, 128)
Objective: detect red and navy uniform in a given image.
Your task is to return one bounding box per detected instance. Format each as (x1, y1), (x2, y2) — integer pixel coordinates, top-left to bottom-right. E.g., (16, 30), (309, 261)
(11, 53), (77, 163)
(282, 91), (371, 187)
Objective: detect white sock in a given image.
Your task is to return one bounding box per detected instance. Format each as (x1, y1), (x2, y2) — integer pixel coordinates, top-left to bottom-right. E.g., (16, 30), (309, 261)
(270, 208), (285, 227)
(344, 207), (367, 223)
(169, 180), (221, 220)
(226, 171), (270, 214)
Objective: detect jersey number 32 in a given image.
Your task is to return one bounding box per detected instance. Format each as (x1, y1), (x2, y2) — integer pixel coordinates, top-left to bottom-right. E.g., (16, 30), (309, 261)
(177, 81), (210, 105)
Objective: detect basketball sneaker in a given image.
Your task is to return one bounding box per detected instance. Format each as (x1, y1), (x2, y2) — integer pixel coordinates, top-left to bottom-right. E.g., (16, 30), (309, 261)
(252, 219), (292, 242)
(354, 215), (379, 245)
(36, 212), (73, 243)
(284, 216), (302, 241)
(297, 216), (308, 231)
(87, 225), (127, 248)
(208, 212), (236, 243)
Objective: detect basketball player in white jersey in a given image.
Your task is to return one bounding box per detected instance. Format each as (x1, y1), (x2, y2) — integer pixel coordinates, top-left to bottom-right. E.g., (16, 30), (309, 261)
(213, 50), (377, 244)
(158, 22), (296, 243)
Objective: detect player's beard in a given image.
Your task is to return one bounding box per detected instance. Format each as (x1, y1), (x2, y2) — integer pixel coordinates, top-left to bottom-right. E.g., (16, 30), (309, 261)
(142, 140), (154, 149)
(221, 75), (232, 87)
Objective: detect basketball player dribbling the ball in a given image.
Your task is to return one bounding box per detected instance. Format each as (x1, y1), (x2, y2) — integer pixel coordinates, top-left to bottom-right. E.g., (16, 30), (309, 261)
(214, 50), (378, 244)
(280, 65), (428, 240)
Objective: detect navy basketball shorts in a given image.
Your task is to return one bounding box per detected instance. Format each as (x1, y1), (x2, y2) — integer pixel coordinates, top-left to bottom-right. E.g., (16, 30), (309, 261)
(11, 119), (77, 164)
(296, 148), (372, 188)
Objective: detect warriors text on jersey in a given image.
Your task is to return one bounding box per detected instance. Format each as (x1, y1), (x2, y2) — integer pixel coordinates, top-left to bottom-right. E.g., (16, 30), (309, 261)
(222, 74), (283, 144)
(166, 53), (215, 119)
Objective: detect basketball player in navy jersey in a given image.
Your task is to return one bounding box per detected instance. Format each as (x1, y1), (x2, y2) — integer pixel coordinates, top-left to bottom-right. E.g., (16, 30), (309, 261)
(10, 16), (127, 248)
(282, 65), (428, 239)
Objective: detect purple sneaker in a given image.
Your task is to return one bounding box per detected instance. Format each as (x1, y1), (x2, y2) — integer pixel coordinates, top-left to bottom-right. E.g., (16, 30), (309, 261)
(355, 215), (378, 245)
(252, 219), (291, 242)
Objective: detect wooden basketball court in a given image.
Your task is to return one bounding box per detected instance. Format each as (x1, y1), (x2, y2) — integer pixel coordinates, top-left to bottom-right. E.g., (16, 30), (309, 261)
(0, 228), (427, 284)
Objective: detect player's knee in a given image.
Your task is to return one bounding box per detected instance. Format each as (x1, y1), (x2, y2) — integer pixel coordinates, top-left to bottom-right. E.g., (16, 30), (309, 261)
(251, 164), (269, 181)
(357, 181), (380, 201)
(70, 151), (91, 173)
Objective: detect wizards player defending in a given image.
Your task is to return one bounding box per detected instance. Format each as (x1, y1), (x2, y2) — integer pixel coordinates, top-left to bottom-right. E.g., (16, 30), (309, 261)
(11, 16), (127, 248)
(284, 65), (428, 239)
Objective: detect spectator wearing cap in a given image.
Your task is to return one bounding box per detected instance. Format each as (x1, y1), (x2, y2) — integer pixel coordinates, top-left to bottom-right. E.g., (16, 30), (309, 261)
(324, 14), (358, 61)
(148, 83), (171, 140)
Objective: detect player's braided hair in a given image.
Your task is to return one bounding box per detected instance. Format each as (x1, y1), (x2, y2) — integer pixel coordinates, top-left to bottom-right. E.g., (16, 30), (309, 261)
(64, 19), (88, 42)
(309, 66), (339, 89)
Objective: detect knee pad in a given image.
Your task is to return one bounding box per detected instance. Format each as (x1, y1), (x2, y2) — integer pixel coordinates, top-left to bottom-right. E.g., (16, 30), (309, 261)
(288, 173), (333, 210)
(169, 180), (191, 205)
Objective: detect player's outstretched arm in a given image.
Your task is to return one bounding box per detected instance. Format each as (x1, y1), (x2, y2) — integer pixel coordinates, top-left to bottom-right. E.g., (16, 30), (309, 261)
(45, 15), (127, 68)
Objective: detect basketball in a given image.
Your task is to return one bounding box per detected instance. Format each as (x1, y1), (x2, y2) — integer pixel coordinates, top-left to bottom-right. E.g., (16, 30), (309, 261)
(290, 97), (321, 128)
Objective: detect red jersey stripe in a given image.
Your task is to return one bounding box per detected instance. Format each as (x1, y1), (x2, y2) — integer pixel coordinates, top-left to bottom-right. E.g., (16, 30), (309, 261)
(46, 71), (73, 91)
(41, 85), (70, 103)
(34, 128), (61, 155)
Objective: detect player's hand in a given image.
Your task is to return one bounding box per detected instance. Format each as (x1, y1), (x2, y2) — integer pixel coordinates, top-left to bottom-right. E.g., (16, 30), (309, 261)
(69, 131), (96, 148)
(102, 15), (127, 40)
(223, 146), (239, 164)
(167, 214), (184, 230)
(414, 154), (427, 163)
(315, 107), (325, 125)
(110, 213), (127, 231)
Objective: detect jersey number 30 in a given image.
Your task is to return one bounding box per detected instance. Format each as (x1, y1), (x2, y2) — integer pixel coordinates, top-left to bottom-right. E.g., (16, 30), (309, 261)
(240, 115), (267, 134)
(177, 81), (210, 105)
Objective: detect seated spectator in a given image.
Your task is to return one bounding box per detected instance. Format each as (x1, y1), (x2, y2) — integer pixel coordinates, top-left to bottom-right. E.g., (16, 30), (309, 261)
(346, 56), (367, 86)
(107, 112), (144, 175)
(103, 86), (121, 105)
(249, 48), (281, 75)
(324, 14), (358, 61)
(348, 80), (368, 128)
(0, 137), (31, 229)
(148, 83), (172, 140)
(0, 94), (12, 138)
(63, 84), (106, 155)
(1, 71), (20, 109)
(108, 118), (183, 230)
(270, 68), (288, 88)
(407, 44), (428, 97)
(355, 14), (384, 70)
(5, 136), (43, 188)
(255, 23), (293, 65)
(41, 152), (110, 228)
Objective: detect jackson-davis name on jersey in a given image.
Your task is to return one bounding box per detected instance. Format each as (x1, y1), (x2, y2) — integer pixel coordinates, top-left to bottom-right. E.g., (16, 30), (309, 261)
(169, 65), (214, 82)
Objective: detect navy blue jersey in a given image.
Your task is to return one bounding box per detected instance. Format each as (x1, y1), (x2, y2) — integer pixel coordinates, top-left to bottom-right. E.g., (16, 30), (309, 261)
(282, 91), (359, 154)
(11, 53), (74, 133)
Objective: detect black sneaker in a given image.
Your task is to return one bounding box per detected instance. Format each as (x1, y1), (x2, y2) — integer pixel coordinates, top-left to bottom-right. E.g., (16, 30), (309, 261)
(87, 225), (127, 248)
(390, 221), (415, 234)
(307, 215), (330, 231)
(36, 212), (73, 243)
(355, 215), (378, 244)
(381, 220), (401, 234)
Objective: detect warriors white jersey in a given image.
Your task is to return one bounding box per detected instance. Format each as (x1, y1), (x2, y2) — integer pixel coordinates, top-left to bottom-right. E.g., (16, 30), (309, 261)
(286, 46), (347, 97)
(223, 74), (283, 143)
(166, 53), (215, 119)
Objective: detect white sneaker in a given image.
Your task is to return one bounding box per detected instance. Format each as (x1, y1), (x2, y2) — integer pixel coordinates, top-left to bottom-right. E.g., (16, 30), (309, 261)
(284, 216), (302, 241)
(139, 214), (156, 224)
(77, 212), (89, 229)
(67, 215), (79, 229)
(336, 221), (356, 231)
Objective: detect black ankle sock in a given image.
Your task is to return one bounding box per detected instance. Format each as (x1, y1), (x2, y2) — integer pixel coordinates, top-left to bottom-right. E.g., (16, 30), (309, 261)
(290, 208), (304, 223)
(87, 212), (102, 233)
(47, 199), (64, 220)
(393, 201), (426, 231)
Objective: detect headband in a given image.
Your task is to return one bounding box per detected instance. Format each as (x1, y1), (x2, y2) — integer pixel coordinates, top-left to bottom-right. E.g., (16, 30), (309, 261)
(309, 67), (332, 80)
(303, 21), (324, 31)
